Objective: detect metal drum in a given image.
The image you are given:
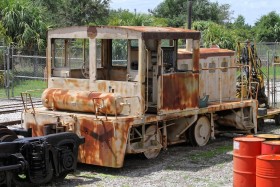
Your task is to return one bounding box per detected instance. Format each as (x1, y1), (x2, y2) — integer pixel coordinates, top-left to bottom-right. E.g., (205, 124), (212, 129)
(262, 141), (280, 155)
(256, 154), (280, 187)
(233, 137), (265, 187)
(254, 134), (280, 141)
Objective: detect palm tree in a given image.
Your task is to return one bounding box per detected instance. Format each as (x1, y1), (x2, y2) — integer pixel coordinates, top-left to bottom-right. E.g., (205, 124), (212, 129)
(1, 1), (47, 50)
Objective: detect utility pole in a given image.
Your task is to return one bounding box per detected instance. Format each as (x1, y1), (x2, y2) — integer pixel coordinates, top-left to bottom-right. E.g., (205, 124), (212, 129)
(187, 0), (193, 29)
(186, 0), (193, 51)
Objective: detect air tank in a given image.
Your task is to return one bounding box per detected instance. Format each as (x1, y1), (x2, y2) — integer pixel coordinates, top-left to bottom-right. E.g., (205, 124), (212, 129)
(42, 88), (124, 115)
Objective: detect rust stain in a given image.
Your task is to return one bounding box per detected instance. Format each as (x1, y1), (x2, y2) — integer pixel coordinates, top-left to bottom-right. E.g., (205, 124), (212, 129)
(97, 81), (107, 92)
(193, 48), (199, 72)
(178, 48), (235, 60)
(199, 100), (256, 113)
(160, 73), (199, 111)
(27, 123), (44, 137)
(87, 27), (97, 38)
(77, 117), (131, 168)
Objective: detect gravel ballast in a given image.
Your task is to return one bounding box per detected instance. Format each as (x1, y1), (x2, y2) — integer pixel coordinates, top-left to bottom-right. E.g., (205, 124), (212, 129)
(53, 121), (280, 187)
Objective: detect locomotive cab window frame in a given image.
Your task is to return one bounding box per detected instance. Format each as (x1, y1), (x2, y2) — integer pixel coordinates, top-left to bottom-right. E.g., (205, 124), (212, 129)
(51, 38), (89, 79)
(95, 38), (139, 82)
(160, 39), (178, 73)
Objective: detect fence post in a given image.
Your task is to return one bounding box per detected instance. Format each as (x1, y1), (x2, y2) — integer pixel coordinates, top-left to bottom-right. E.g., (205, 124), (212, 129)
(5, 46), (10, 99)
(34, 51), (38, 77)
(11, 47), (14, 98)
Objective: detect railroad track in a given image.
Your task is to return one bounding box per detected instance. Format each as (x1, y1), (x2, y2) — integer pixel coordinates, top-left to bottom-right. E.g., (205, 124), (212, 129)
(0, 99), (42, 127)
(0, 119), (22, 126)
(0, 100), (43, 114)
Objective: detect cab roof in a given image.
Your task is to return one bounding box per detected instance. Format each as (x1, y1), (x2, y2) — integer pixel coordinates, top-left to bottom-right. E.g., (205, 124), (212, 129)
(48, 26), (201, 40)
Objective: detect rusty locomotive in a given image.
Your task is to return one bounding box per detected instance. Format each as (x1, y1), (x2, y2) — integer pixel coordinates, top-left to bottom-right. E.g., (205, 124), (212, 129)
(20, 26), (259, 168)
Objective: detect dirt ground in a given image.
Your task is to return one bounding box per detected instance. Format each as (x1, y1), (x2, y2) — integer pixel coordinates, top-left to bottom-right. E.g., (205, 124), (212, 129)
(44, 120), (279, 187)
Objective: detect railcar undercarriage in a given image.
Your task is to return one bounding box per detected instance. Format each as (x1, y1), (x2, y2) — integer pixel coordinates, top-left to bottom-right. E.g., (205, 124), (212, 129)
(0, 129), (84, 187)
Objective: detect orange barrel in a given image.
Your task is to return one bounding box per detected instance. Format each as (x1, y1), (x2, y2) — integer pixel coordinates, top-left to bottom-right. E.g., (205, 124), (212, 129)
(256, 154), (280, 187)
(262, 141), (280, 155)
(233, 137), (265, 187)
(254, 134), (280, 141)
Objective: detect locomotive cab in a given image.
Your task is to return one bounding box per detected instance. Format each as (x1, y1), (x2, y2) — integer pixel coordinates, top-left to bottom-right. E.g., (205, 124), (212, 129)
(47, 26), (200, 117)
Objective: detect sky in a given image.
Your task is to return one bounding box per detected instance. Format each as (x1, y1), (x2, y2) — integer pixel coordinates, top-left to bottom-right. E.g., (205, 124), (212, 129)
(110, 0), (280, 26)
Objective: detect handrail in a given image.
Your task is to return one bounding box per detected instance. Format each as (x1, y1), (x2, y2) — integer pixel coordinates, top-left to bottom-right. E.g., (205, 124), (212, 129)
(91, 97), (106, 120)
(20, 89), (44, 114)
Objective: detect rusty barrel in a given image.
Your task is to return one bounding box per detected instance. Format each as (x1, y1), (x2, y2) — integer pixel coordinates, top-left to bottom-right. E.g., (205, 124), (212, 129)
(233, 137), (265, 187)
(256, 154), (280, 187)
(262, 141), (280, 155)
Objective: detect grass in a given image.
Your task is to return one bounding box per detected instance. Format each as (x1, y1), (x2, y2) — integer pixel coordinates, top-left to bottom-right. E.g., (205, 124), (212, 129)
(260, 66), (280, 80)
(76, 172), (122, 180)
(189, 145), (232, 162)
(0, 79), (47, 98)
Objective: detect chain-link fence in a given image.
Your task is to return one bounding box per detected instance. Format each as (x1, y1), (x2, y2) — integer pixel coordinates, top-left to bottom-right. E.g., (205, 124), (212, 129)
(256, 42), (280, 107)
(0, 44), (47, 100)
(0, 41), (8, 99)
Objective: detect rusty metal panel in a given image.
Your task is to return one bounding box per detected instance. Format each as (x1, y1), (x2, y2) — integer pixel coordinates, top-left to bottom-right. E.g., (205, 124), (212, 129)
(158, 72), (199, 113)
(48, 77), (90, 90)
(23, 111), (133, 168)
(177, 48), (236, 103)
(78, 118), (131, 168)
(199, 56), (236, 102)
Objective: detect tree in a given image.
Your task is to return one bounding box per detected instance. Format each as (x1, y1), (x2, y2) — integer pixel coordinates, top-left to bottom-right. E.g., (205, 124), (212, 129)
(31, 0), (110, 27)
(151, 0), (232, 27)
(58, 0), (110, 26)
(193, 21), (250, 50)
(1, 1), (47, 50)
(253, 11), (280, 42)
(233, 15), (246, 28)
(107, 9), (168, 26)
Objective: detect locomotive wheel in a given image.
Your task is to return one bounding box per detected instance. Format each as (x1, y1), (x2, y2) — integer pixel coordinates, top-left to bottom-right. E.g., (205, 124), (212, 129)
(0, 128), (17, 142)
(0, 134), (17, 142)
(143, 125), (162, 159)
(0, 125), (7, 129)
(188, 116), (211, 147)
(0, 171), (5, 184)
